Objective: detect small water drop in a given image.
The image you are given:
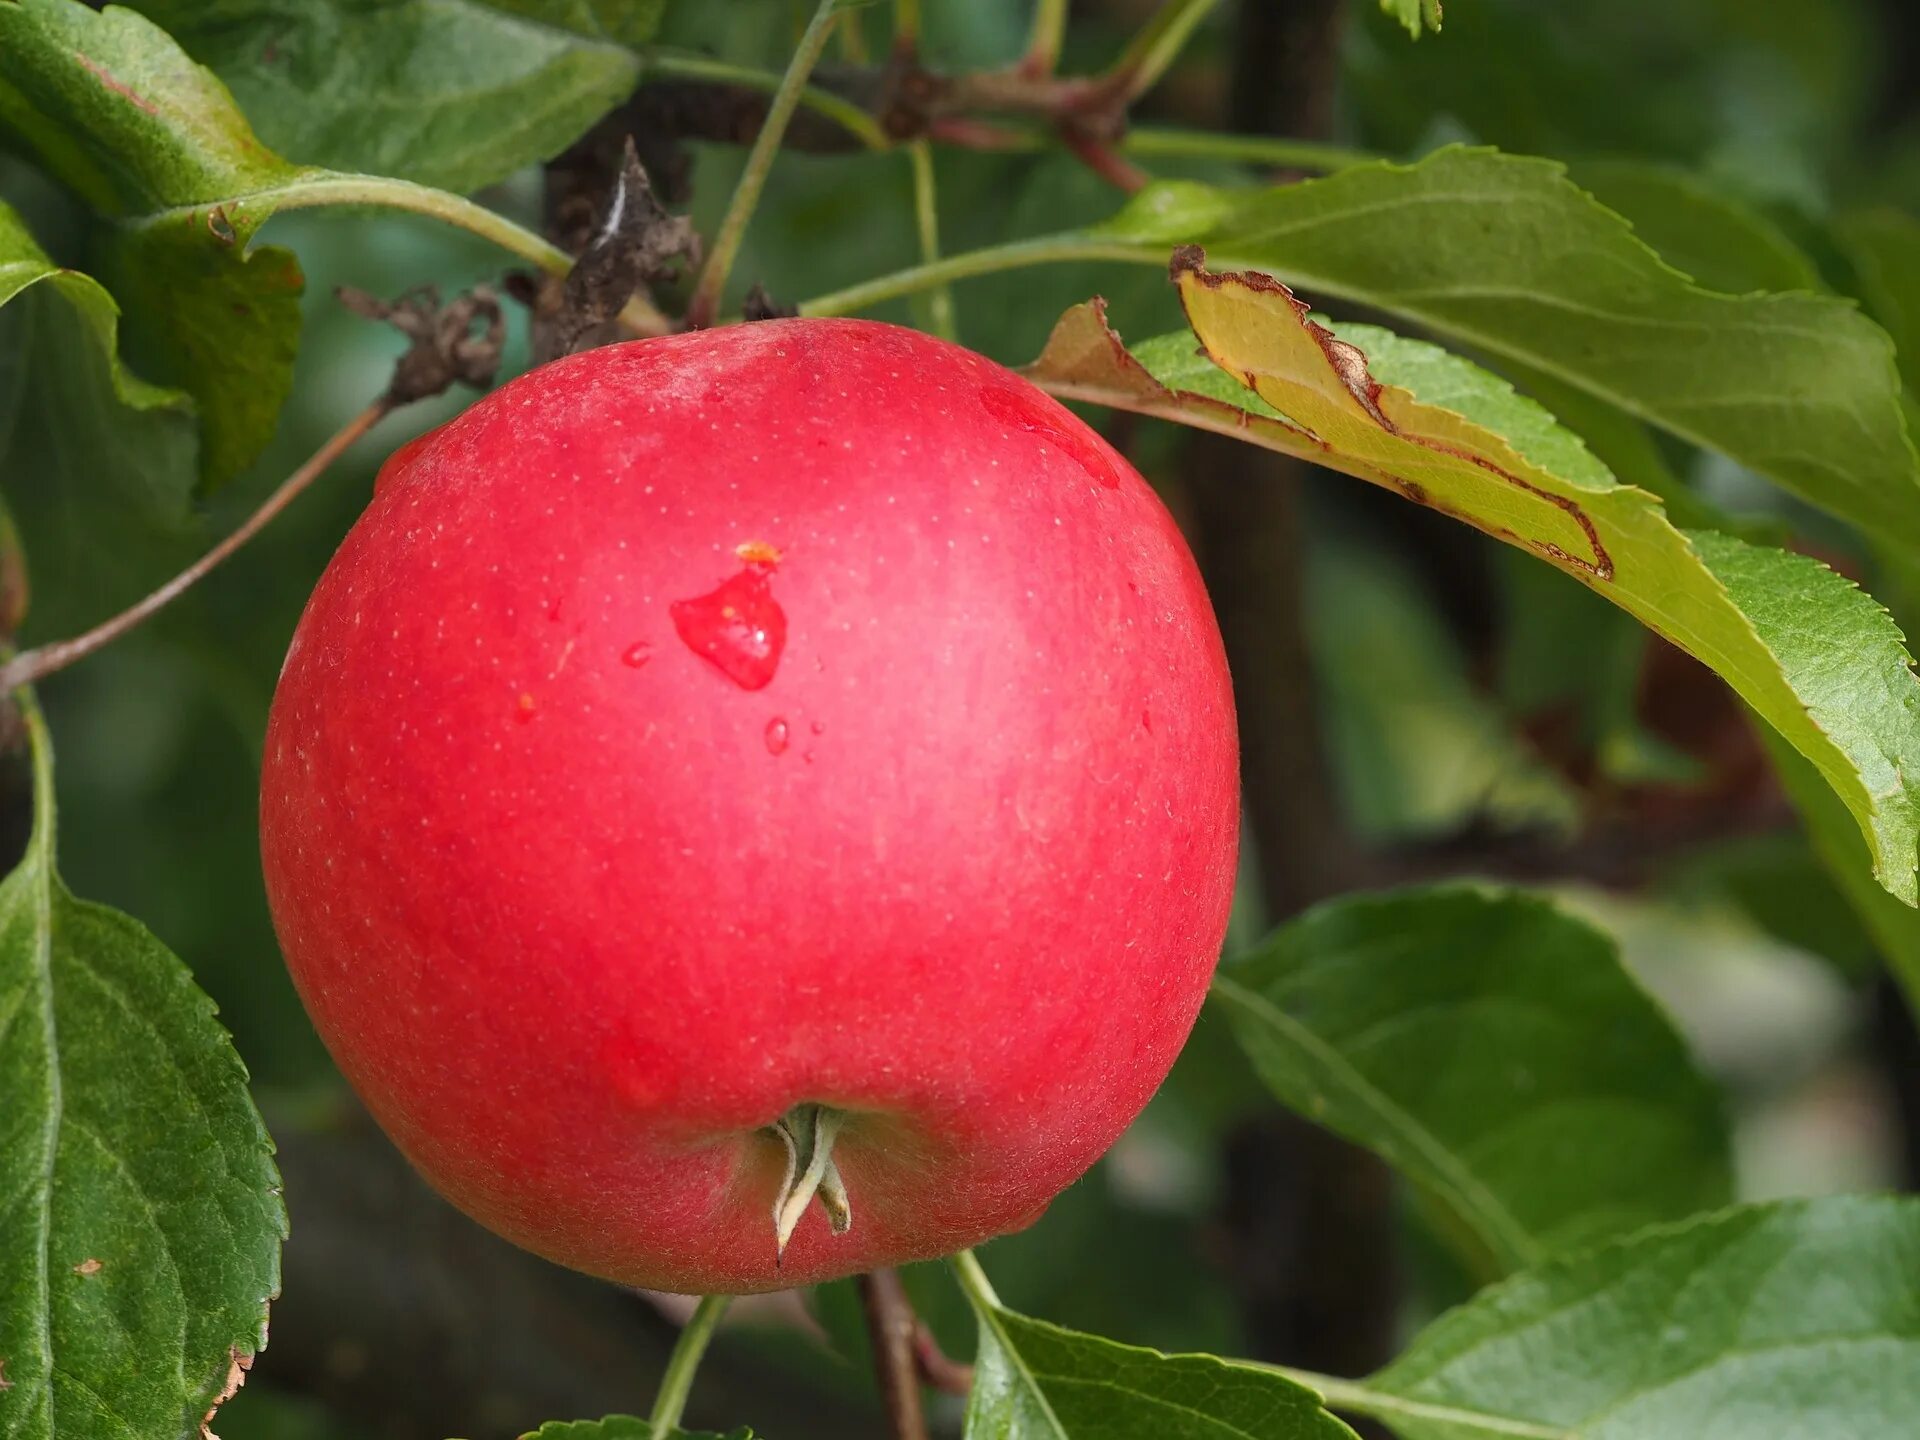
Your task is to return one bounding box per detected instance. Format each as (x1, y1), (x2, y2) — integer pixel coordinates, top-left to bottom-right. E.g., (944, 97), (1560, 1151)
(809, 720), (825, 736)
(515, 691), (538, 724)
(621, 641), (654, 668)
(765, 717), (790, 755)
(978, 385), (1123, 489)
(1141, 709), (1152, 733)
(670, 567), (788, 690)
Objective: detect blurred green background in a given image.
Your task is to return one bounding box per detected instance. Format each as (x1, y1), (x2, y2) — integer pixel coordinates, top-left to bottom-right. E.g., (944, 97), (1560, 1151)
(11, 0), (1920, 1435)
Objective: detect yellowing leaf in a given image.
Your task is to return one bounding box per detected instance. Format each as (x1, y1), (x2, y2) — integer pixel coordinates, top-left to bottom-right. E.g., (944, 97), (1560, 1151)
(1028, 255), (1920, 904)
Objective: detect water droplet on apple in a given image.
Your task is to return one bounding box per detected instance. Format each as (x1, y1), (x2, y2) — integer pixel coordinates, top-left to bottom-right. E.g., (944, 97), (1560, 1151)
(809, 720), (825, 736)
(621, 642), (654, 668)
(515, 691), (538, 724)
(1141, 709), (1152, 733)
(670, 567), (788, 689)
(978, 385), (1122, 489)
(765, 717), (790, 755)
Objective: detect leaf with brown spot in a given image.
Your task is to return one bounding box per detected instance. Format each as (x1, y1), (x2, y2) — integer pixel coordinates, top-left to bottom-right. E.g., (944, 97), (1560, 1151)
(1028, 259), (1920, 905)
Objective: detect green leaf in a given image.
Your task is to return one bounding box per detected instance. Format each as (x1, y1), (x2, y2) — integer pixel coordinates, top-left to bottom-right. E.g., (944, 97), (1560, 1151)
(954, 1258), (1359, 1440)
(1314, 1197), (1920, 1439)
(0, 195), (201, 636)
(1566, 161), (1823, 297)
(0, 201), (185, 417)
(0, 0), (307, 487)
(1026, 271), (1920, 904)
(516, 1418), (751, 1440)
(1091, 148), (1920, 548)
(119, 1), (657, 195)
(1211, 885), (1730, 1275)
(0, 695), (285, 1440)
(1378, 0), (1444, 38)
(1761, 725), (1920, 1009)
(1834, 208), (1920, 397)
(0, 0), (615, 497)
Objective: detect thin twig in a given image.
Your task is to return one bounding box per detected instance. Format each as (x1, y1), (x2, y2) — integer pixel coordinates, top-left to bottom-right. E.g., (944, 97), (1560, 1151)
(893, 0), (921, 50)
(1, 279), (505, 691)
(906, 140), (957, 339)
(635, 36), (1371, 186)
(1108, 0), (1226, 104)
(684, 0), (844, 328)
(837, 6), (871, 63)
(646, 1294), (732, 1440)
(927, 116), (1039, 150)
(858, 1271), (931, 1440)
(640, 49), (891, 151)
(0, 400), (392, 693)
(238, 174), (675, 337)
(912, 1319), (975, 1396)
(797, 233), (1156, 319)
(1022, 0), (1071, 75)
(1059, 129), (1151, 191)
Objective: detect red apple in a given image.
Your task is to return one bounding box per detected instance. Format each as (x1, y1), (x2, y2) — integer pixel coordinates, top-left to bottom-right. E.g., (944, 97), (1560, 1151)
(260, 318), (1239, 1294)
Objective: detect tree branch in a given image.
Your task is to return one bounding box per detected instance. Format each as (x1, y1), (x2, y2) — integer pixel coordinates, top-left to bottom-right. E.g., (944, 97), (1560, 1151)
(858, 1270), (931, 1440)
(0, 400), (390, 694)
(912, 1319), (974, 1396)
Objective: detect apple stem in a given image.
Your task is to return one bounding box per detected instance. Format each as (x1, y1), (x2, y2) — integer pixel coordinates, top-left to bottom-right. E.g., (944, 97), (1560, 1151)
(770, 1104), (853, 1260)
(646, 1293), (732, 1440)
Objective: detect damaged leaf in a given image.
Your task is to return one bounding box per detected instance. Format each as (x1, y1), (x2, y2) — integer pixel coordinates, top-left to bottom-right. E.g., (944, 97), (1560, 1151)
(1088, 148), (1920, 549)
(0, 697), (285, 1440)
(539, 138), (698, 362)
(1029, 257), (1920, 904)
(1379, 0), (1444, 37)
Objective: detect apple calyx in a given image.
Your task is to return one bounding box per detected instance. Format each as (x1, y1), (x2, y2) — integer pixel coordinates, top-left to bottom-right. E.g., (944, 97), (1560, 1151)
(769, 1104), (852, 1260)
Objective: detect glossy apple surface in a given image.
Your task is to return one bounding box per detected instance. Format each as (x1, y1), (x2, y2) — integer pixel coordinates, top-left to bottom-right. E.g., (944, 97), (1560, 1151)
(260, 318), (1239, 1293)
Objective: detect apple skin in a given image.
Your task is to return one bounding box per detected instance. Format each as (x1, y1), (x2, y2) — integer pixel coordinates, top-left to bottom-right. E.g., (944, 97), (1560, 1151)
(260, 318), (1239, 1294)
